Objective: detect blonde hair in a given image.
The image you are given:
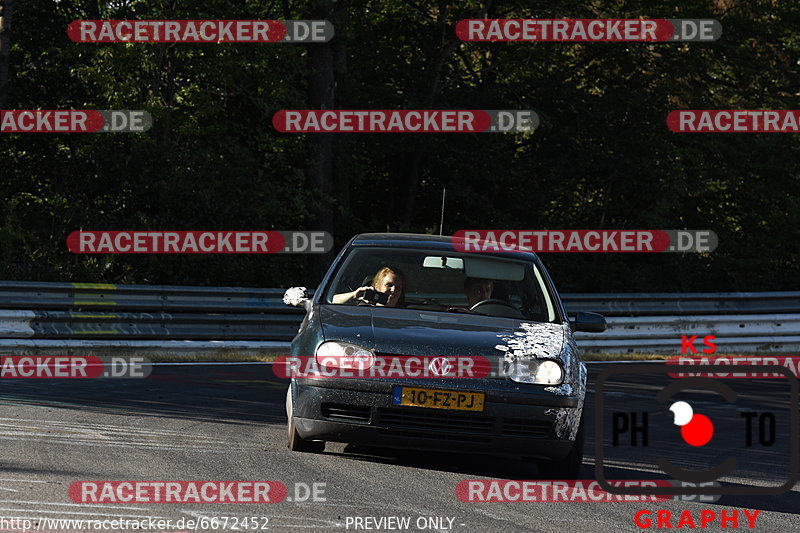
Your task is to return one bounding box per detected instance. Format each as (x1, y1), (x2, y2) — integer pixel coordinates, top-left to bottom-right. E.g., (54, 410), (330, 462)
(372, 267), (405, 289)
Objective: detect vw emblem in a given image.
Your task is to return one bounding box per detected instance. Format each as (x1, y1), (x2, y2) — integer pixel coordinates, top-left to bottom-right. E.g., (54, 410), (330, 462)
(428, 356), (453, 377)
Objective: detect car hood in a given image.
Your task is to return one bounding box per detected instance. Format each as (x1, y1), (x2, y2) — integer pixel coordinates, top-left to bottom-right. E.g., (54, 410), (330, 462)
(318, 305), (566, 359)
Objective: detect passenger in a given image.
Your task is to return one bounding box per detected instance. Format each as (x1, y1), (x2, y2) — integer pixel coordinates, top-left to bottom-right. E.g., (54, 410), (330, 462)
(464, 277), (494, 307)
(332, 266), (406, 307)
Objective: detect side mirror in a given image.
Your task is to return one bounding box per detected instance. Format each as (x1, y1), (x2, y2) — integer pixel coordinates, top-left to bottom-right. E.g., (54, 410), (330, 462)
(570, 311), (607, 333)
(283, 287), (312, 311)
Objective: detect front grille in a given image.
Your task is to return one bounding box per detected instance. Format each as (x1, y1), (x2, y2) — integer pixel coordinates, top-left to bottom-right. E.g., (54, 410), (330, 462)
(321, 403), (371, 423)
(377, 407), (496, 435)
(501, 418), (552, 438)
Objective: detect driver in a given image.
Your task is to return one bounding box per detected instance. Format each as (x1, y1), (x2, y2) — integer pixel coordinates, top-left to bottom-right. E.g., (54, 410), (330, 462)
(332, 266), (406, 307)
(464, 277), (494, 307)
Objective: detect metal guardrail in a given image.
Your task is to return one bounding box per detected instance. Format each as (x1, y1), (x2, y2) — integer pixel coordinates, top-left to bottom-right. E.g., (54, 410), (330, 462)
(0, 281), (293, 313)
(0, 281), (798, 355)
(572, 315), (800, 353)
(564, 294), (800, 353)
(0, 281), (302, 356)
(562, 292), (800, 316)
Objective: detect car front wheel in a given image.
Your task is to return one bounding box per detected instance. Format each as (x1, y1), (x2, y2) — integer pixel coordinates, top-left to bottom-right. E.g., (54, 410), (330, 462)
(286, 387), (325, 453)
(537, 416), (585, 479)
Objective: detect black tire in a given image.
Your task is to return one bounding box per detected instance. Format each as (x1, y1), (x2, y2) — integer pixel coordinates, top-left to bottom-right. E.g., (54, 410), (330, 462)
(286, 387), (325, 453)
(538, 417), (585, 479)
(287, 415), (326, 453)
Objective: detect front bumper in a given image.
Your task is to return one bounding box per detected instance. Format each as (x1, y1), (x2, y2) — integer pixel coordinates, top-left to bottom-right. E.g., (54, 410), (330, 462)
(291, 381), (582, 461)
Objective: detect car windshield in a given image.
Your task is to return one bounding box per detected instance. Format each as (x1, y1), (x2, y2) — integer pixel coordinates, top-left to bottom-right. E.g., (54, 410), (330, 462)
(323, 247), (557, 322)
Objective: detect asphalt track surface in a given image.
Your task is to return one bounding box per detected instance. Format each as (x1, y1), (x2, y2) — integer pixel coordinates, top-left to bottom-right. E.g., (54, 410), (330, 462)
(0, 362), (798, 532)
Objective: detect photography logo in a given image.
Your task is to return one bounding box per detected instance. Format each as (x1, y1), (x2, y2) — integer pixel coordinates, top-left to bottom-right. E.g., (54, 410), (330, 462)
(669, 401), (714, 446)
(595, 364), (798, 496)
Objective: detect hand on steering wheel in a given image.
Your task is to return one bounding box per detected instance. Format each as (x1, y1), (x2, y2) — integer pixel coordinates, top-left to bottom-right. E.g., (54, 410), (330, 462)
(469, 298), (518, 311)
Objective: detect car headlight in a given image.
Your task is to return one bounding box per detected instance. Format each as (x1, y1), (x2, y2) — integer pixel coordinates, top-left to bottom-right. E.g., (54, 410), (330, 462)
(507, 358), (564, 385)
(315, 341), (375, 370)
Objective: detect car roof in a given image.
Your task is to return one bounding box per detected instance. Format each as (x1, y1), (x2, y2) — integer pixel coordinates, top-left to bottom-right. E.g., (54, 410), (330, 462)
(350, 233), (542, 262)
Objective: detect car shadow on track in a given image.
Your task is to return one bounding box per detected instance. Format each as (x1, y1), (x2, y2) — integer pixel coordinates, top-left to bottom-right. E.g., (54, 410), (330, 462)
(0, 365), (289, 426)
(593, 464), (800, 516)
(317, 443), (583, 479)
(317, 446), (800, 515)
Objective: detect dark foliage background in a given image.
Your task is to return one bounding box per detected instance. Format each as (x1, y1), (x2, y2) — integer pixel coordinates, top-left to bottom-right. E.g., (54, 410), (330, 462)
(1, 0), (798, 291)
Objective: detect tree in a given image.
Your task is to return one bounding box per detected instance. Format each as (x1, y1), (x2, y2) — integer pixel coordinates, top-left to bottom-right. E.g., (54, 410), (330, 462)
(0, 0), (13, 108)
(1, 0), (798, 290)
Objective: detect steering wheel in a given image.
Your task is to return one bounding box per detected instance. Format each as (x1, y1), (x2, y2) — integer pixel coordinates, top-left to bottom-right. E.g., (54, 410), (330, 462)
(469, 298), (518, 311)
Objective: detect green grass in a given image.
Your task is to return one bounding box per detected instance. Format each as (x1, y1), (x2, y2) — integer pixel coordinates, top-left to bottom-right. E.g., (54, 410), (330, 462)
(144, 352), (281, 363)
(582, 352), (669, 361)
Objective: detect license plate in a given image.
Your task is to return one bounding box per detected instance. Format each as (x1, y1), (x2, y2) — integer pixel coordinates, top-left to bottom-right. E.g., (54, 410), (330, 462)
(392, 386), (484, 412)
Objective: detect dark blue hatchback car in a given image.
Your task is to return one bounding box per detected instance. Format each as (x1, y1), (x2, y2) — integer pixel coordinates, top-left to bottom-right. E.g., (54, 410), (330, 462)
(283, 233), (605, 477)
